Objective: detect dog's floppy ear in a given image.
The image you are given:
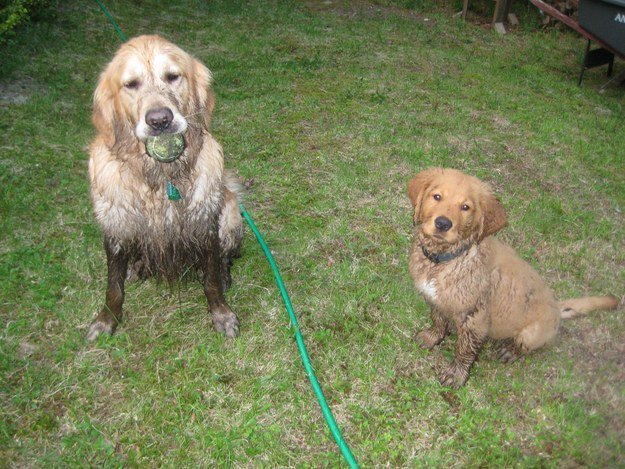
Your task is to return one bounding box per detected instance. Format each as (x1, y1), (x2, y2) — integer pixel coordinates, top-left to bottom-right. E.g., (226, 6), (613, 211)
(92, 74), (117, 148)
(92, 71), (133, 149)
(192, 59), (215, 130)
(479, 193), (508, 240)
(407, 169), (437, 224)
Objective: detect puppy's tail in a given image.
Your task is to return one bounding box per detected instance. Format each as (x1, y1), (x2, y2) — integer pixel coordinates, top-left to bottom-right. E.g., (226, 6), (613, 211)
(223, 169), (246, 203)
(559, 295), (619, 319)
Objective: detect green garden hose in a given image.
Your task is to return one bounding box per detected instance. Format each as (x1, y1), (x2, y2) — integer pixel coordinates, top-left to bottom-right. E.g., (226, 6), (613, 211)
(94, 4), (359, 466)
(95, 0), (126, 42)
(240, 205), (358, 467)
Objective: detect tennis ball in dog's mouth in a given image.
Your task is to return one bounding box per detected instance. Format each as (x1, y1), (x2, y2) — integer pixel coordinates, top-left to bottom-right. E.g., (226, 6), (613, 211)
(146, 133), (186, 163)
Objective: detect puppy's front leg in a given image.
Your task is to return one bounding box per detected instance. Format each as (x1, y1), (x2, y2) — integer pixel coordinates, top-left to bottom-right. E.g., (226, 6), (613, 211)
(439, 309), (487, 388)
(203, 233), (240, 339)
(416, 307), (450, 349)
(87, 236), (129, 341)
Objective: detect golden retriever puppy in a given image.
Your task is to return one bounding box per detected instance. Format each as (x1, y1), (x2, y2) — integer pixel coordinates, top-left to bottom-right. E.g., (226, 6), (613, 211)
(407, 168), (618, 387)
(87, 35), (243, 340)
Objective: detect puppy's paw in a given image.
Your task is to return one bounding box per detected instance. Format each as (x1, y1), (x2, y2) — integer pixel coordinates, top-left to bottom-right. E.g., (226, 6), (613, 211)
(439, 364), (469, 389)
(497, 340), (521, 363)
(86, 319), (114, 341)
(212, 306), (240, 339)
(415, 328), (446, 350)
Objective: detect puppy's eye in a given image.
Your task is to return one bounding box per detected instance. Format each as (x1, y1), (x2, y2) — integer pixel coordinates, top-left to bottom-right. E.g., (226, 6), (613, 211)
(433, 194), (441, 201)
(461, 204), (470, 211)
(124, 79), (140, 90)
(165, 72), (181, 83)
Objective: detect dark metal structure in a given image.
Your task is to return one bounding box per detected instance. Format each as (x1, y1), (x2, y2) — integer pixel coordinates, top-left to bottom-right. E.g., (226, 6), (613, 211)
(531, 0), (624, 84)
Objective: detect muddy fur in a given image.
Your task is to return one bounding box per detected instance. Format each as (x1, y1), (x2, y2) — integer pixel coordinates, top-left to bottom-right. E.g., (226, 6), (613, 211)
(120, 168), (244, 285)
(87, 35), (243, 341)
(407, 168), (619, 388)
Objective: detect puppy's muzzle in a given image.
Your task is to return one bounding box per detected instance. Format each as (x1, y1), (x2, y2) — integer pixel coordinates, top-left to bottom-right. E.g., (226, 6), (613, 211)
(145, 107), (174, 132)
(434, 216), (452, 232)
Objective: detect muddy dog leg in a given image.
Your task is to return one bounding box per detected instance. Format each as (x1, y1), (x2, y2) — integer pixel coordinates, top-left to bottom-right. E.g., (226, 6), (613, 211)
(416, 307), (451, 350)
(218, 188), (244, 292)
(439, 309), (487, 388)
(204, 231), (240, 339)
(87, 236), (129, 341)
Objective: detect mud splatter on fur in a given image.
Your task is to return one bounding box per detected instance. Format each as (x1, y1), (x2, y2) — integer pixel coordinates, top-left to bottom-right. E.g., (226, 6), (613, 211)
(87, 35), (244, 340)
(407, 168), (619, 388)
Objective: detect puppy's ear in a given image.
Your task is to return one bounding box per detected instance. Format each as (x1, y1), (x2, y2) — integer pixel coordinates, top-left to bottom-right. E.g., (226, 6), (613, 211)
(479, 194), (507, 240)
(192, 59), (215, 130)
(407, 169), (437, 224)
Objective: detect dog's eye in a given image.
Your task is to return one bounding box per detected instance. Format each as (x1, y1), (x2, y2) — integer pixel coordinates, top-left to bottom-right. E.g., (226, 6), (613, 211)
(433, 194), (441, 201)
(165, 72), (181, 83)
(124, 79), (140, 90)
(461, 204), (470, 211)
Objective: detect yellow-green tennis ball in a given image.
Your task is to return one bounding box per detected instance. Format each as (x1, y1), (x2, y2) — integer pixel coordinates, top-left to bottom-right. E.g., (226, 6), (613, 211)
(146, 133), (185, 163)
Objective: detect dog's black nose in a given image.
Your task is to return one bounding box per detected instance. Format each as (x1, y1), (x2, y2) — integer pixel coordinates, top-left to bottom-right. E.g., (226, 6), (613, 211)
(145, 107), (174, 131)
(434, 216), (452, 232)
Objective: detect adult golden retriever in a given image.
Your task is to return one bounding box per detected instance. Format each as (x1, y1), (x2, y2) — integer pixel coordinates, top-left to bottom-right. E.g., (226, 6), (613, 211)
(407, 168), (618, 388)
(87, 35), (243, 340)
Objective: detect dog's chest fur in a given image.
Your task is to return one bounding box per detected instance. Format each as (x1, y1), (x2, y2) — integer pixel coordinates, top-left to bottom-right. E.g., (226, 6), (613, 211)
(409, 241), (491, 320)
(89, 135), (224, 245)
(89, 134), (228, 282)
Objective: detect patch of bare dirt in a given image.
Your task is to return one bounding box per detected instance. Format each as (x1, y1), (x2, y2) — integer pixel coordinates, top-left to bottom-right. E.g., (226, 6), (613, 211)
(0, 78), (39, 106)
(559, 318), (625, 444)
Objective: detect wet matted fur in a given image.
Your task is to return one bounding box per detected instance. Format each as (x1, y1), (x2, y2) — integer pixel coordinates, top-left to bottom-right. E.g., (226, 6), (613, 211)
(87, 35), (243, 340)
(407, 168), (619, 388)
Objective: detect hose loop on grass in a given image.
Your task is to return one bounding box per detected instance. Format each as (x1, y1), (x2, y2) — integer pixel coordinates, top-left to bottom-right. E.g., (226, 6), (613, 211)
(95, 4), (358, 466)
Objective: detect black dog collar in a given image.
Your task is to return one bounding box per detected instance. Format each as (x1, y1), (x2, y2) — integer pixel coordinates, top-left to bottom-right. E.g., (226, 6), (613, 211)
(421, 244), (470, 264)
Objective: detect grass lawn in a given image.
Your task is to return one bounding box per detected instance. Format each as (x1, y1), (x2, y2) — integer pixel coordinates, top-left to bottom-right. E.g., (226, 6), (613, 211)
(1, 0), (624, 466)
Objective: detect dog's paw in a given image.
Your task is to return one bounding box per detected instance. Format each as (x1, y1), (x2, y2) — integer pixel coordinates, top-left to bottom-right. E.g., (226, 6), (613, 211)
(86, 319), (114, 341)
(415, 328), (446, 350)
(439, 364), (469, 389)
(497, 340), (521, 363)
(212, 306), (240, 339)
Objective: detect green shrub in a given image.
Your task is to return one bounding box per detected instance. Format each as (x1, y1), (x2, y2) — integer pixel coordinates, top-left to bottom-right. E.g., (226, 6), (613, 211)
(0, 0), (54, 45)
